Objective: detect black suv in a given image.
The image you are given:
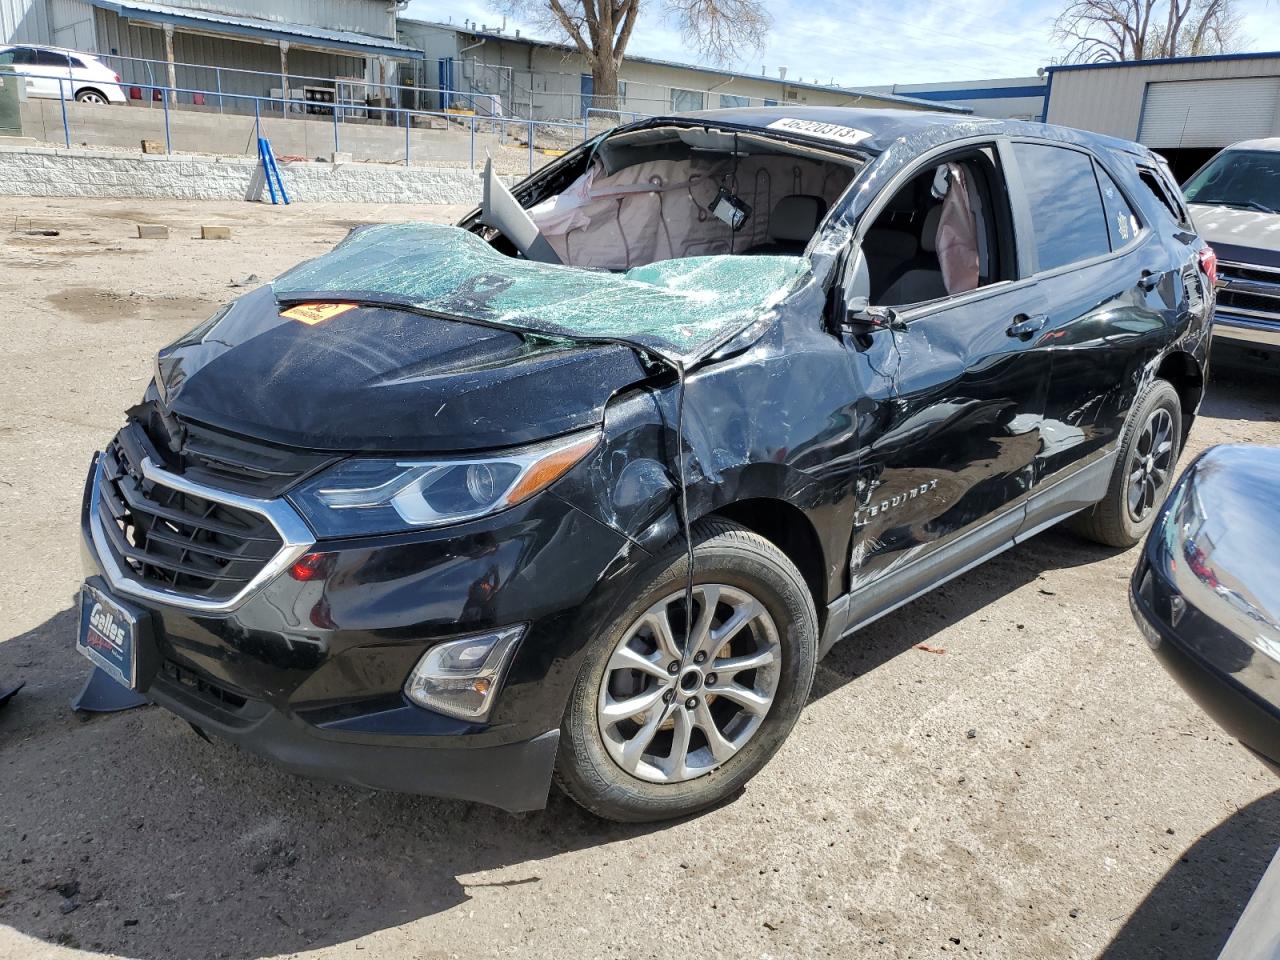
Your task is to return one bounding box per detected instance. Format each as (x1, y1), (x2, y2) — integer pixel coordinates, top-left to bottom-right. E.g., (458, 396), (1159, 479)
(77, 107), (1213, 822)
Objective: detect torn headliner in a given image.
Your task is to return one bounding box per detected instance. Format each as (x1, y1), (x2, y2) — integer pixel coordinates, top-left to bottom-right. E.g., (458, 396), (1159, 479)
(273, 222), (814, 366)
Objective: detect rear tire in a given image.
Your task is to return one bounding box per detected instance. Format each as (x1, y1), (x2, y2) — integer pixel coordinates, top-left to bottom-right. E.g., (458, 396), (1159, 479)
(75, 88), (108, 104)
(554, 518), (817, 822)
(1070, 378), (1182, 548)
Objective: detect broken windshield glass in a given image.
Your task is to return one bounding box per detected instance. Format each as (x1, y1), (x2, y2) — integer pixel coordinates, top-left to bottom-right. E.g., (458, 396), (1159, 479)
(272, 223), (811, 363)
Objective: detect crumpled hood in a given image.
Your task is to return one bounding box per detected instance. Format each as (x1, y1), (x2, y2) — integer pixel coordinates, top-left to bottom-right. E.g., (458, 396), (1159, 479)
(155, 285), (649, 453)
(1190, 203), (1280, 264)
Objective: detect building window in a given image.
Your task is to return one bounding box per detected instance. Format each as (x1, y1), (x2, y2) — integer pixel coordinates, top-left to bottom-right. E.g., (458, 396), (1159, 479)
(671, 88), (706, 112)
(719, 93), (749, 108)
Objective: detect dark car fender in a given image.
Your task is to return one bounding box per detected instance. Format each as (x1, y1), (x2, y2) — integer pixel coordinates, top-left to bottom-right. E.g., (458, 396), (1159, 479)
(553, 295), (864, 628)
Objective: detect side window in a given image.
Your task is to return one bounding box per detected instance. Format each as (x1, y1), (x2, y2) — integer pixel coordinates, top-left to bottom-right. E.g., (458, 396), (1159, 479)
(67, 56), (86, 69)
(0, 50), (15, 66)
(35, 49), (70, 67)
(1137, 166), (1190, 228)
(11, 48), (37, 65)
(1094, 163), (1141, 251)
(862, 145), (1016, 307)
(1013, 142), (1111, 272)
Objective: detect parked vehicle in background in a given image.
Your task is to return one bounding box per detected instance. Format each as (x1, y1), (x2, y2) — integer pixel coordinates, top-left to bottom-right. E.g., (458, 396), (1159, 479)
(0, 44), (125, 104)
(76, 108), (1213, 822)
(1130, 444), (1280, 960)
(1130, 444), (1280, 775)
(1183, 140), (1280, 367)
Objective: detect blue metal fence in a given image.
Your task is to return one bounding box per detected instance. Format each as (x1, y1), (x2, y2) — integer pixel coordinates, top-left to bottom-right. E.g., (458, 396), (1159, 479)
(26, 71), (593, 176)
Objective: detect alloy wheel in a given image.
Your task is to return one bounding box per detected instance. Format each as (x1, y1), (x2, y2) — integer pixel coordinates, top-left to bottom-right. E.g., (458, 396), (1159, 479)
(1127, 406), (1175, 522)
(596, 583), (781, 784)
(77, 91), (106, 104)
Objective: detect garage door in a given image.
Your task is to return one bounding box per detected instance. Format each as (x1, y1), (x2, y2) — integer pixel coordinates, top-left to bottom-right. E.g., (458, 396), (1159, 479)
(1138, 77), (1280, 148)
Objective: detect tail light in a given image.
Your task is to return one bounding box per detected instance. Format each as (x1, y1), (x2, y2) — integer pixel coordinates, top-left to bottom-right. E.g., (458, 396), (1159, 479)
(1198, 245), (1218, 288)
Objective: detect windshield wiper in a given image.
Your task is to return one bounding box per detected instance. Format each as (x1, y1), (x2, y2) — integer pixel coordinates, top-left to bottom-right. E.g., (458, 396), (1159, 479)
(1203, 199), (1279, 214)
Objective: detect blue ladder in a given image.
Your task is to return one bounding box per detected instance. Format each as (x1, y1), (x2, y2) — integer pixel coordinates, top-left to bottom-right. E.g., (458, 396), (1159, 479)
(257, 136), (291, 205)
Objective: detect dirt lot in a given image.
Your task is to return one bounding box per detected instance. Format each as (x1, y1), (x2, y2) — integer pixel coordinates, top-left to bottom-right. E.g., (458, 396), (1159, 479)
(0, 196), (1277, 960)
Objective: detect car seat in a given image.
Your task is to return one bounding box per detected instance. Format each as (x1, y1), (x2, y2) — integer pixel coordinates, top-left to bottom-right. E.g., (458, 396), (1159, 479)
(743, 195), (827, 255)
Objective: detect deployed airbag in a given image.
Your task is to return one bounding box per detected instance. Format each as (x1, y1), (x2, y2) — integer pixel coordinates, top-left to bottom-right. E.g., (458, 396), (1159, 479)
(273, 222), (811, 361)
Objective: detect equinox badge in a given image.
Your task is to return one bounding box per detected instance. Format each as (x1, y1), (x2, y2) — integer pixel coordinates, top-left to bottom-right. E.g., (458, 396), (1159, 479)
(854, 479), (940, 528)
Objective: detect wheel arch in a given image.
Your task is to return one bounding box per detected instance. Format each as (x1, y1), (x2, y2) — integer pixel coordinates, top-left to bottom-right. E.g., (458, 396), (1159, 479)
(708, 497), (830, 628)
(1155, 348), (1205, 444)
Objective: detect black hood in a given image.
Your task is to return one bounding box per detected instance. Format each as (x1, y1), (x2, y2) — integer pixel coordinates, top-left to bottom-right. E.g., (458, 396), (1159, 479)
(155, 286), (650, 453)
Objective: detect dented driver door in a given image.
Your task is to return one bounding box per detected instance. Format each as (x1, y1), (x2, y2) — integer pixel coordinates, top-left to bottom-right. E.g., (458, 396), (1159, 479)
(842, 280), (1052, 603)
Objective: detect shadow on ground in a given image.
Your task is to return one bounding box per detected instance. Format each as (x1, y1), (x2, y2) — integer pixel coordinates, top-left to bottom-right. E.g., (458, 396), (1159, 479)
(0, 525), (1123, 960)
(1202, 354), (1280, 425)
(0, 375), (1270, 959)
(0, 608), (662, 959)
(813, 526), (1120, 701)
(1099, 790), (1280, 960)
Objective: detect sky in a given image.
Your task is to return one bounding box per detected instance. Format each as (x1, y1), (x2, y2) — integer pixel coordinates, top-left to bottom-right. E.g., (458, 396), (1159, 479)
(404, 0), (1280, 87)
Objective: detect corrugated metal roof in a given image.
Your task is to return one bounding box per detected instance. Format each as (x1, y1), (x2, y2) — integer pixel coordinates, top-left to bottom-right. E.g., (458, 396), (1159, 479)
(86, 0), (424, 59)
(1046, 50), (1280, 74)
(400, 18), (969, 113)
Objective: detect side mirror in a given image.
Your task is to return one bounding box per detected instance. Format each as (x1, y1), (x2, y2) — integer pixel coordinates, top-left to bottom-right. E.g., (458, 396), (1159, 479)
(845, 296), (905, 332)
(837, 244), (904, 332)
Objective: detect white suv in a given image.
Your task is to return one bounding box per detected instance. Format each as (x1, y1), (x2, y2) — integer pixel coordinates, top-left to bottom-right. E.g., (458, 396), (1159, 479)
(0, 45), (126, 104)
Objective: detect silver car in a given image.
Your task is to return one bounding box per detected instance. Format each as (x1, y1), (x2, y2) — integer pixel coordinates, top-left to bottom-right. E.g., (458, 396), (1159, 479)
(1183, 139), (1280, 357)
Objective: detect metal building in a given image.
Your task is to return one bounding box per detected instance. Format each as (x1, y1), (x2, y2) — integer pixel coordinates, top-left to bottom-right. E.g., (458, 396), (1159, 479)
(397, 18), (969, 122)
(2, 0), (421, 105)
(863, 76), (1047, 121)
(1043, 51), (1280, 178)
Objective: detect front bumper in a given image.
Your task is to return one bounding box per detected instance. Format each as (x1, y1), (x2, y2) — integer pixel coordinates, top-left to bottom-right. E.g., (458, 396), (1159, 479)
(149, 667), (561, 811)
(79, 454), (649, 811)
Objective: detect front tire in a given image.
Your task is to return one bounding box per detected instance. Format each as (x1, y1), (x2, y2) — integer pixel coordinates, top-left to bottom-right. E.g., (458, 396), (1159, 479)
(555, 518), (817, 822)
(1071, 378), (1182, 548)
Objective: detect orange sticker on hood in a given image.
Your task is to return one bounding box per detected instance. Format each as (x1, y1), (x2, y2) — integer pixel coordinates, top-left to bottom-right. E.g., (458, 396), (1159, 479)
(281, 303), (357, 325)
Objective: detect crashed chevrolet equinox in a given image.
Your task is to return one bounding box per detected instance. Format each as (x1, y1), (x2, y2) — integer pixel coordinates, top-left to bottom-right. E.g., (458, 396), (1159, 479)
(77, 108), (1214, 822)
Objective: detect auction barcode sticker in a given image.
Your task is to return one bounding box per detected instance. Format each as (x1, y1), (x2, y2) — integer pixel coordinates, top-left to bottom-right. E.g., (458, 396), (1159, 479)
(765, 118), (872, 147)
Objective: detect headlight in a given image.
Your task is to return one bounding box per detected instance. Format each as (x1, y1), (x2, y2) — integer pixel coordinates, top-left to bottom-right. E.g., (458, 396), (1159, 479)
(287, 429), (599, 538)
(404, 626), (525, 720)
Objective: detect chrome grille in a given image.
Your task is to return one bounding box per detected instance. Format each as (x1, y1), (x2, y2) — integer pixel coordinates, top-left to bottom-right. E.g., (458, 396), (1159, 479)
(90, 422), (315, 611)
(98, 425), (283, 600)
(130, 400), (335, 498)
(1217, 260), (1280, 322)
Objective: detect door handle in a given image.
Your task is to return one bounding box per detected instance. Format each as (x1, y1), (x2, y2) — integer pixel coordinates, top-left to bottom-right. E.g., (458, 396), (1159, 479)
(1006, 313), (1046, 340)
(1138, 270), (1162, 292)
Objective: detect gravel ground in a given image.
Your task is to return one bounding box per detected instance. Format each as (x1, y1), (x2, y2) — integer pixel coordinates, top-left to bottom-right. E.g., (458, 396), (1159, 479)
(0, 196), (1277, 960)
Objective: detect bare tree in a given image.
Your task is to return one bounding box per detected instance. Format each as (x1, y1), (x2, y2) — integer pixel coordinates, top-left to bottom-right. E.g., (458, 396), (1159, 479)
(496, 0), (770, 114)
(1052, 0), (1246, 62)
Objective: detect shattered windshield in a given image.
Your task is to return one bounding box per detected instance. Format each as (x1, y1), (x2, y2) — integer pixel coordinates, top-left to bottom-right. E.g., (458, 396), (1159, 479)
(272, 223), (812, 363)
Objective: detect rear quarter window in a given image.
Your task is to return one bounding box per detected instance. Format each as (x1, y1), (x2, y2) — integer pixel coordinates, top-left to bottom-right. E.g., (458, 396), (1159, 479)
(1095, 164), (1141, 250)
(1013, 142), (1111, 272)
(1137, 165), (1192, 229)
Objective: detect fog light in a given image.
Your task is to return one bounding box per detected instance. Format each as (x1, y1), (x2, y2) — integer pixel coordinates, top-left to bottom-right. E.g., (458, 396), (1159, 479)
(403, 625), (525, 721)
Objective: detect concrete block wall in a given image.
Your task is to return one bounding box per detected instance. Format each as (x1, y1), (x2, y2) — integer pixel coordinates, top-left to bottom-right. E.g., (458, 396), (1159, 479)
(0, 145), (487, 204)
